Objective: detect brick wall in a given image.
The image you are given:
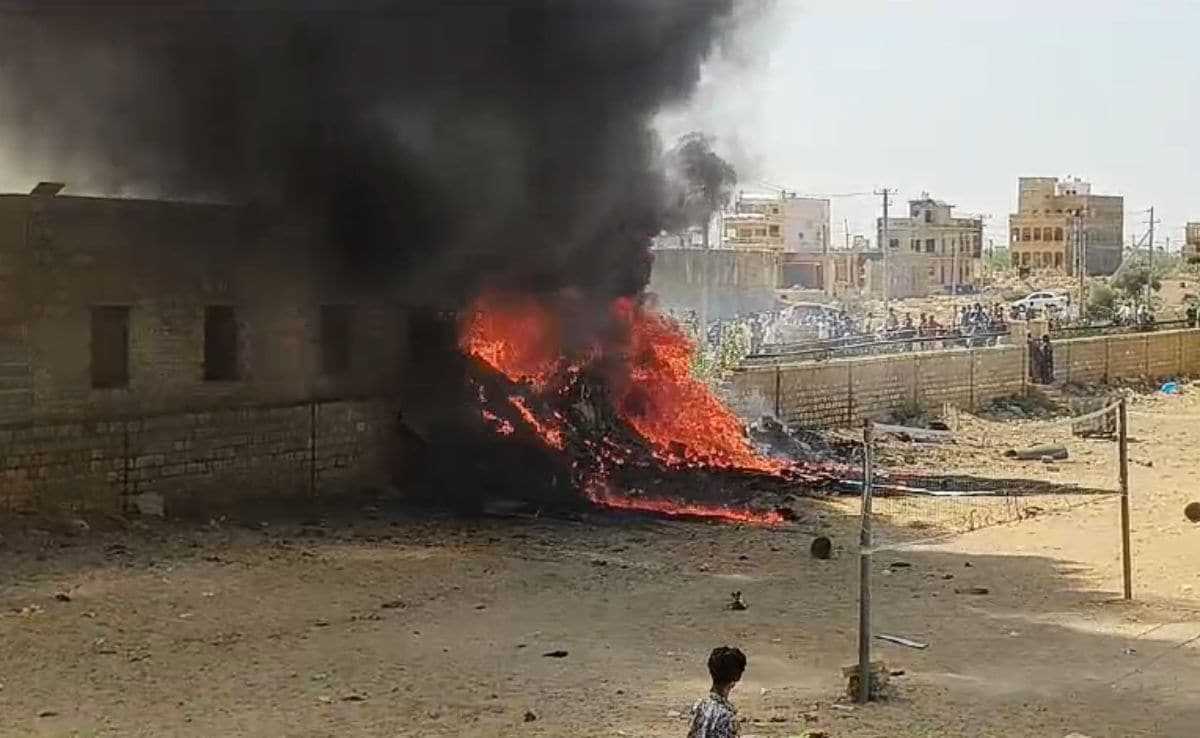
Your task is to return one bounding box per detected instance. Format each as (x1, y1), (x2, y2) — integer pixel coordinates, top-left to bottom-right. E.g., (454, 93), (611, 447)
(730, 329), (1200, 428)
(0, 398), (395, 515)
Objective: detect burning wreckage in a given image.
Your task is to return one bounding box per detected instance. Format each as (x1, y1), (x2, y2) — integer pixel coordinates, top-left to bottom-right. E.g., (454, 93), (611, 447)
(4, 2), (847, 522)
(397, 291), (843, 525)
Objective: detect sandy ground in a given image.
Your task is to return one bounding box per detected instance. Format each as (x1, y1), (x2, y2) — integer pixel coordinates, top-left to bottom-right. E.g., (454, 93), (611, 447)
(4, 388), (1200, 737)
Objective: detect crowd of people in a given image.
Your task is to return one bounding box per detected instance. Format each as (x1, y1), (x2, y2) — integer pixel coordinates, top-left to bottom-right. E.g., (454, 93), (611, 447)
(864, 302), (1009, 346)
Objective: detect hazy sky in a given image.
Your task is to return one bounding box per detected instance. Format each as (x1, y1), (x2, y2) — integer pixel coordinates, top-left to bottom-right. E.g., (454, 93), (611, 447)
(2, 2), (1195, 253)
(659, 0), (1199, 251)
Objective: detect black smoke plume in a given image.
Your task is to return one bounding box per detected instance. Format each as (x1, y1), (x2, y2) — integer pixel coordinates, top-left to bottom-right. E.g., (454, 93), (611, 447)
(0, 1), (735, 310)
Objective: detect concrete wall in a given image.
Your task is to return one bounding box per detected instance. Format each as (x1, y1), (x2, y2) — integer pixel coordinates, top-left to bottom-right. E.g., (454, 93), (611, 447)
(0, 192), (410, 515)
(0, 398), (395, 515)
(729, 329), (1200, 428)
(0, 194), (407, 423)
(647, 247), (781, 320)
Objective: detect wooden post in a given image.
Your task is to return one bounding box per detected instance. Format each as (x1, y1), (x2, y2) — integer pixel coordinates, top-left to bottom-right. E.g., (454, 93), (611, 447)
(1118, 398), (1132, 600)
(857, 420), (875, 703)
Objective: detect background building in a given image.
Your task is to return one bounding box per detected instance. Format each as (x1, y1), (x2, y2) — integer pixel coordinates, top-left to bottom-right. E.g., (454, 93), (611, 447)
(0, 183), (405, 514)
(1185, 222), (1200, 261)
(877, 194), (983, 292)
(1008, 177), (1123, 275)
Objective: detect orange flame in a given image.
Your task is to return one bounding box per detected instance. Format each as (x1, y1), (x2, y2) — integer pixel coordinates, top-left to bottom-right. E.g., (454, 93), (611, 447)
(585, 479), (784, 526)
(609, 298), (785, 475)
(507, 395), (565, 450)
(459, 290), (789, 525)
(459, 292), (565, 392)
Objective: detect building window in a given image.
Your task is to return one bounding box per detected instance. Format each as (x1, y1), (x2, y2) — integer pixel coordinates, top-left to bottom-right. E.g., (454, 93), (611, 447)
(1033, 227), (1041, 241)
(1022, 228), (1031, 242)
(1021, 252), (1030, 266)
(768, 225), (780, 237)
(1054, 227), (1063, 241)
(90, 306), (130, 389)
(925, 238), (935, 253)
(1054, 253), (1063, 268)
(923, 210), (932, 223)
(889, 238), (899, 250)
(754, 228), (767, 237)
(1011, 228), (1020, 243)
(204, 306), (239, 381)
(320, 305), (353, 375)
(737, 228), (752, 239)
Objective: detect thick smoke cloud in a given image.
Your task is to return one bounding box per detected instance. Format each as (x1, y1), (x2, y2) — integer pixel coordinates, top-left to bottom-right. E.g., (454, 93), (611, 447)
(0, 1), (735, 309)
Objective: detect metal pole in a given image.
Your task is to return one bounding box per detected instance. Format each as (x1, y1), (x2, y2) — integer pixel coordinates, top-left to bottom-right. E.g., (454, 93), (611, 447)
(857, 419), (875, 703)
(879, 189), (891, 305)
(1145, 206), (1155, 306)
(1118, 397), (1132, 600)
(1078, 214), (1086, 321)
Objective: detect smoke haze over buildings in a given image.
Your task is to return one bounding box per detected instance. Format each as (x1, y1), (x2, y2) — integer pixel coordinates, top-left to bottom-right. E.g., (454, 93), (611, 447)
(0, 1), (735, 310)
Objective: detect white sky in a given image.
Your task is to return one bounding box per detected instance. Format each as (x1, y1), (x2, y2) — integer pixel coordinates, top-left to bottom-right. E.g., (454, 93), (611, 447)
(658, 0), (1200, 250)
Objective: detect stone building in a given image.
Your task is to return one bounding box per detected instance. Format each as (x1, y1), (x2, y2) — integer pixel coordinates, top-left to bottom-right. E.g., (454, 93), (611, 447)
(722, 209), (782, 250)
(877, 195), (983, 292)
(1185, 222), (1200, 261)
(0, 184), (408, 515)
(724, 193), (831, 251)
(1008, 177), (1123, 275)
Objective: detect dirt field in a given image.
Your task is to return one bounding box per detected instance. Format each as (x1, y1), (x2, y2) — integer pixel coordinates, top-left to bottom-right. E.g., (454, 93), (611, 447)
(4, 388), (1200, 737)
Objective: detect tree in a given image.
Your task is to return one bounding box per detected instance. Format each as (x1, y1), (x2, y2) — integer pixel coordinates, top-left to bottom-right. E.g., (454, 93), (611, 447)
(662, 132), (737, 249)
(1112, 268), (1161, 300)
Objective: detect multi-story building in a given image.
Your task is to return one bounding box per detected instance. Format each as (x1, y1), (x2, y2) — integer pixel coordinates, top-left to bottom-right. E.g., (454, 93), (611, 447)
(1008, 177), (1123, 275)
(1185, 222), (1200, 261)
(876, 194), (983, 292)
(721, 209), (782, 250)
(725, 193), (831, 253)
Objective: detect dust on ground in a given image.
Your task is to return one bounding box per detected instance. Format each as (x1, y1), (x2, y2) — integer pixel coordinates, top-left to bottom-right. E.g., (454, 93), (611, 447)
(4, 387), (1200, 737)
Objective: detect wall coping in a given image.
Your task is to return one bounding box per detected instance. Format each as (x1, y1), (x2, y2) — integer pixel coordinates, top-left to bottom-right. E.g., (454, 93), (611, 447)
(735, 328), (1200, 375)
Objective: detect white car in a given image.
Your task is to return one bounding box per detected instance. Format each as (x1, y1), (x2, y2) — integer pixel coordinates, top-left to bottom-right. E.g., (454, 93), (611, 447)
(1011, 291), (1069, 313)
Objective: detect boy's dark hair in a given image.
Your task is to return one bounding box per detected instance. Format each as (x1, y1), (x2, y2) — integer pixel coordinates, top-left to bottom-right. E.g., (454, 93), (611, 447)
(707, 646), (747, 685)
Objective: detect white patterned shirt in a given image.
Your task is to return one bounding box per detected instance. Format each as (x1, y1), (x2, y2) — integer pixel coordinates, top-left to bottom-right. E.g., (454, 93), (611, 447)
(686, 691), (739, 738)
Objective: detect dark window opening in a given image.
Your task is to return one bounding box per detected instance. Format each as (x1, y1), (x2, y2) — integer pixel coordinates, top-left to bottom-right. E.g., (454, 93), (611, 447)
(923, 210), (932, 223)
(768, 225), (780, 237)
(204, 306), (239, 381)
(320, 305), (353, 375)
(925, 238), (935, 253)
(91, 306), (129, 389)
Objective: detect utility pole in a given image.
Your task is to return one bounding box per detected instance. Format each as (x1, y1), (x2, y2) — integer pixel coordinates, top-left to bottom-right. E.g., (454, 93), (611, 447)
(875, 188), (894, 304)
(1077, 214), (1086, 321)
(1146, 206), (1157, 304)
(1148, 206), (1156, 275)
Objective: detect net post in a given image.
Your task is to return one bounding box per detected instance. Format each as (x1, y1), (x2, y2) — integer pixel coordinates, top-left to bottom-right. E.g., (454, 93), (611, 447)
(1118, 397), (1132, 600)
(857, 418), (875, 703)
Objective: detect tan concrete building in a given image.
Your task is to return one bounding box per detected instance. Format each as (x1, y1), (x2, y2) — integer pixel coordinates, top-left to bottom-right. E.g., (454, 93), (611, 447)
(722, 210), (783, 249)
(0, 183), (407, 514)
(1008, 177), (1123, 275)
(1185, 222), (1200, 261)
(877, 195), (983, 292)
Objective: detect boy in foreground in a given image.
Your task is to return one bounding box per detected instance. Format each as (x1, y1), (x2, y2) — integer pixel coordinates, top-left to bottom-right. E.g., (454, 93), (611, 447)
(687, 646), (746, 738)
